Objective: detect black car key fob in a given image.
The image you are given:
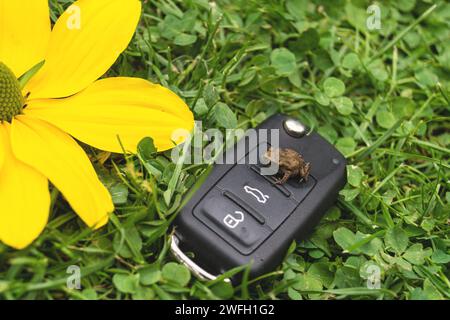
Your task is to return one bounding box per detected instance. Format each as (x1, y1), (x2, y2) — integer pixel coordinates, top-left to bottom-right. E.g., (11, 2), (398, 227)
(171, 114), (347, 282)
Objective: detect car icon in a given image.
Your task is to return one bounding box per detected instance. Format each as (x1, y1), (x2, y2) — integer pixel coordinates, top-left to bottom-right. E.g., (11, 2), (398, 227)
(244, 185), (270, 204)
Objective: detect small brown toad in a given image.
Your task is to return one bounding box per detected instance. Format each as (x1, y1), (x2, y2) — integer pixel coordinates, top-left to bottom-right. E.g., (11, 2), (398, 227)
(264, 147), (311, 185)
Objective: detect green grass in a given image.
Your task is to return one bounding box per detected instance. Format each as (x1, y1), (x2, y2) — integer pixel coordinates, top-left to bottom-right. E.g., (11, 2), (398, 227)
(1, 0), (449, 300)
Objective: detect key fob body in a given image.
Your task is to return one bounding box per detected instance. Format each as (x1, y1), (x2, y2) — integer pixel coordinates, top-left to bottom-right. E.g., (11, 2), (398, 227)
(173, 114), (347, 281)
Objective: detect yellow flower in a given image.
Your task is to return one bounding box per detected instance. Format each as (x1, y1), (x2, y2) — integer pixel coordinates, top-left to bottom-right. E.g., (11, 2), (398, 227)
(0, 0), (194, 249)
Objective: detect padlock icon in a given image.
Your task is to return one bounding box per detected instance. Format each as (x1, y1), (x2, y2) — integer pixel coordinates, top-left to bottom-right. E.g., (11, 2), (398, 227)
(223, 211), (245, 229)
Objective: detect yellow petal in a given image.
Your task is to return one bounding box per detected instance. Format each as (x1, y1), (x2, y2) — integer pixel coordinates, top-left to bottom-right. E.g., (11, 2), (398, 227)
(0, 123), (50, 249)
(0, 0), (51, 78)
(0, 130), (4, 171)
(25, 0), (141, 99)
(11, 116), (113, 228)
(25, 77), (195, 153)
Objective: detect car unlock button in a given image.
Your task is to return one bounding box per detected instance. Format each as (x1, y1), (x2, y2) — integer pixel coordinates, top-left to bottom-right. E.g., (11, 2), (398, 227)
(193, 189), (271, 255)
(223, 210), (245, 229)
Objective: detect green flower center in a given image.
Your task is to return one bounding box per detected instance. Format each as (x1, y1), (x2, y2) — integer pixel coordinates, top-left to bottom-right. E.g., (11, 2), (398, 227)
(0, 62), (24, 122)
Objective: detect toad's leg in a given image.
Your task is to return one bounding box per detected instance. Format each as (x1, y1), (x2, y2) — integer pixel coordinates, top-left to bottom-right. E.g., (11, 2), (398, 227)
(300, 163), (311, 182)
(276, 171), (291, 185)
